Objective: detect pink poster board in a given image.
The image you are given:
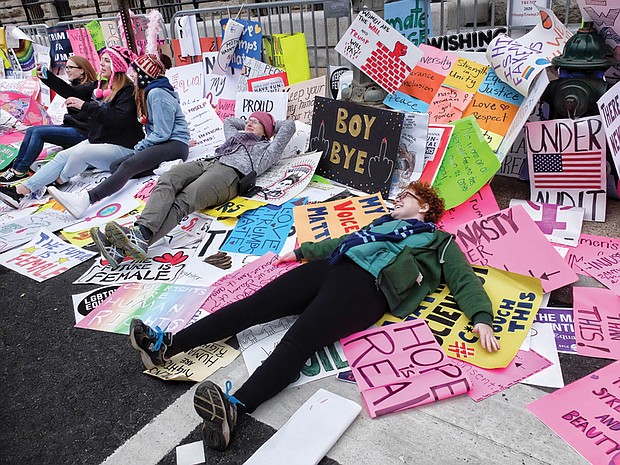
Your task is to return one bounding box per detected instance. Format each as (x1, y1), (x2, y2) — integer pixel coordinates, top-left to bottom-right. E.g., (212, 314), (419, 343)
(438, 183), (499, 233)
(66, 28), (101, 71)
(527, 361), (620, 465)
(573, 287), (620, 360)
(341, 319), (471, 418)
(578, 250), (620, 296)
(566, 233), (620, 273)
(453, 205), (578, 293)
(452, 349), (552, 402)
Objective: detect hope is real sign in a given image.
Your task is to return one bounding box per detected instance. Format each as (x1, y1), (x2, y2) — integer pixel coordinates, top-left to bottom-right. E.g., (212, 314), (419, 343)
(310, 97), (403, 197)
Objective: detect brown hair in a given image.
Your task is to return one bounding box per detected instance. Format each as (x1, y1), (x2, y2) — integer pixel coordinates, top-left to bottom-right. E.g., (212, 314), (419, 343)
(406, 181), (445, 223)
(66, 56), (97, 84)
(104, 71), (132, 102)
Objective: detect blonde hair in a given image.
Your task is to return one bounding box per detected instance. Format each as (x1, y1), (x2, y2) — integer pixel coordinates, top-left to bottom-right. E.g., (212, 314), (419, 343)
(66, 56), (97, 84)
(103, 72), (132, 102)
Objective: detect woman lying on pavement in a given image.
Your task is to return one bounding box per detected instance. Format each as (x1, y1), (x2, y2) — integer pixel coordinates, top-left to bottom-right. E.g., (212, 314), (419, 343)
(48, 54), (190, 219)
(0, 46), (143, 209)
(0, 57), (98, 185)
(128, 181), (501, 452)
(90, 112), (295, 269)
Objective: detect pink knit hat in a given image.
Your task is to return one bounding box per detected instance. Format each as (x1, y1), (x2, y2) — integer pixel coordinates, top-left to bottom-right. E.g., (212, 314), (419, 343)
(95, 46), (138, 98)
(249, 111), (276, 139)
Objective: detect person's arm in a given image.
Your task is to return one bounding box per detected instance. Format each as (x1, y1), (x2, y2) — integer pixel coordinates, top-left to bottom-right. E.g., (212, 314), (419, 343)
(223, 117), (245, 139)
(441, 240), (499, 352)
(82, 85), (137, 130)
(40, 71), (95, 101)
(253, 119), (296, 174)
(134, 90), (176, 152)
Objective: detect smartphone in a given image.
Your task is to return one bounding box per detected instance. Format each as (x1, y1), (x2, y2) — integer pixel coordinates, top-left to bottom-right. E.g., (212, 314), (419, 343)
(40, 66), (48, 79)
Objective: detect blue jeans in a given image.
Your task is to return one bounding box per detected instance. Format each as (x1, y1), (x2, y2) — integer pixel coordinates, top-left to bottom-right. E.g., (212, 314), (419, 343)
(22, 140), (134, 192)
(12, 125), (86, 173)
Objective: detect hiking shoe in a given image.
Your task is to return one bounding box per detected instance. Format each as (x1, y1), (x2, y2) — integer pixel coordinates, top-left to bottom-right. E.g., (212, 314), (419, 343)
(90, 227), (127, 269)
(194, 380), (242, 451)
(48, 186), (90, 219)
(105, 221), (148, 260)
(0, 185), (24, 208)
(0, 169), (30, 185)
(129, 318), (172, 369)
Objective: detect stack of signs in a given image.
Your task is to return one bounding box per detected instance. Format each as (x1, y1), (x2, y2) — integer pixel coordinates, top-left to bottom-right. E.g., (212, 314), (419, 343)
(309, 97), (404, 197)
(335, 9), (423, 94)
(597, 83), (620, 192)
(526, 116), (607, 222)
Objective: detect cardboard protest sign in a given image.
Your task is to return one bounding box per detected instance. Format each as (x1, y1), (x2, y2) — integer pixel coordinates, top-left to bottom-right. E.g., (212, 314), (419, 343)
(165, 63), (204, 106)
(66, 28), (100, 71)
(84, 19), (106, 53)
(285, 76), (327, 124)
(310, 97), (404, 197)
(74, 247), (194, 285)
(535, 307), (576, 354)
(438, 183), (499, 233)
(247, 72), (288, 92)
(565, 234), (620, 274)
(201, 197), (265, 219)
(145, 342), (239, 382)
(419, 124), (453, 184)
(598, 82), (620, 181)
(220, 198), (303, 255)
(426, 27), (507, 52)
(181, 98), (225, 155)
(220, 18), (262, 70)
(453, 349), (552, 401)
(293, 193), (388, 244)
(432, 116), (500, 209)
(527, 361), (620, 465)
(246, 151), (322, 205)
(237, 56), (283, 92)
(573, 287), (620, 360)
(578, 0), (620, 81)
(0, 144), (18, 171)
(526, 116), (607, 222)
(509, 200), (584, 247)
(99, 20), (123, 48)
(341, 319), (471, 418)
(47, 25), (72, 71)
(578, 251), (620, 295)
(204, 70), (240, 108)
(453, 205), (578, 292)
(387, 265), (542, 368)
(281, 120), (311, 159)
(487, 7), (571, 96)
(196, 252), (300, 318)
(442, 57), (489, 93)
(0, 206), (78, 254)
(61, 190), (142, 233)
(76, 283), (209, 335)
(263, 33), (311, 84)
(174, 14), (201, 57)
(335, 9), (423, 94)
(508, 0), (551, 27)
(521, 322), (564, 389)
(234, 91), (288, 121)
(72, 285), (119, 324)
(0, 228), (96, 281)
(216, 98), (235, 121)
(171, 37), (220, 67)
(388, 112), (429, 198)
(384, 0), (433, 46)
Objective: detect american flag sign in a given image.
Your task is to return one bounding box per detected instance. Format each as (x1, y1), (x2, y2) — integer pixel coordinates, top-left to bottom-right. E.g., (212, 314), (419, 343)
(532, 151), (603, 190)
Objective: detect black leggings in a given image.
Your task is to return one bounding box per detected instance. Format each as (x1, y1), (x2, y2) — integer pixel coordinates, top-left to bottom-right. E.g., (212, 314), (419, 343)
(88, 140), (189, 203)
(171, 259), (389, 412)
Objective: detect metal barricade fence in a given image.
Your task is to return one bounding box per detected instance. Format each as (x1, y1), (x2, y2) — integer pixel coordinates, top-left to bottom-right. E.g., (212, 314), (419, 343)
(169, 0), (354, 74)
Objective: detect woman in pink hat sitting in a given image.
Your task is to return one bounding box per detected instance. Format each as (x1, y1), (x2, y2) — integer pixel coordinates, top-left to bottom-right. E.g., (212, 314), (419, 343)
(0, 46), (143, 209)
(91, 111), (295, 268)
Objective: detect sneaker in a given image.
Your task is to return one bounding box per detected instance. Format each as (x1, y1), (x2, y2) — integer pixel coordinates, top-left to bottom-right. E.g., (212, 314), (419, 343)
(194, 380), (242, 451)
(129, 318), (172, 369)
(0, 185), (24, 208)
(48, 186), (91, 219)
(90, 227), (127, 269)
(105, 221), (148, 260)
(0, 169), (30, 185)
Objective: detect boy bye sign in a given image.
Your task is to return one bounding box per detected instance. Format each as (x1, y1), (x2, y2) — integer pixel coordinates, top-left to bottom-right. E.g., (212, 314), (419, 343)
(310, 97), (403, 197)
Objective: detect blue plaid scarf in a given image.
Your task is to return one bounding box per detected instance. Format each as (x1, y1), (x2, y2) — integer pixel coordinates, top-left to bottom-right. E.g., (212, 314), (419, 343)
(328, 214), (436, 264)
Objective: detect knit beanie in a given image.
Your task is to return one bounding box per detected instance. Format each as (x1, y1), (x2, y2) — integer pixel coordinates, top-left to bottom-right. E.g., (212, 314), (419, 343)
(249, 111), (275, 139)
(131, 54), (166, 89)
(96, 46), (138, 98)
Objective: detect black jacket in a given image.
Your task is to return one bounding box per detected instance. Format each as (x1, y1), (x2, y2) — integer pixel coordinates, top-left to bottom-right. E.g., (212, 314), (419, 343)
(81, 83), (144, 149)
(40, 72), (96, 136)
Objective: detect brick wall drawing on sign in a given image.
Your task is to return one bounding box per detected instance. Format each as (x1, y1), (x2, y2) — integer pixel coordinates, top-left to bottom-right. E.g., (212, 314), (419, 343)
(361, 41), (413, 93)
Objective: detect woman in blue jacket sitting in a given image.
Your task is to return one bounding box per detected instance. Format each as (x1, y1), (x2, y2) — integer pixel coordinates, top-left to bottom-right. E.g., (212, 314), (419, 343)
(48, 54), (190, 219)
(128, 181), (500, 452)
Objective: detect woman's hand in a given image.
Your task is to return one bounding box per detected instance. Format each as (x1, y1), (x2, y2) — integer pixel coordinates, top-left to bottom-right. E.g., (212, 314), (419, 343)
(275, 251), (297, 265)
(473, 323), (500, 352)
(35, 63), (45, 79)
(65, 97), (85, 110)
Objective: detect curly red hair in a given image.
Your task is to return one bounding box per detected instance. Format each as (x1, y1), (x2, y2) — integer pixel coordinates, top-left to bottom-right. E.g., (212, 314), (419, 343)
(405, 181), (445, 223)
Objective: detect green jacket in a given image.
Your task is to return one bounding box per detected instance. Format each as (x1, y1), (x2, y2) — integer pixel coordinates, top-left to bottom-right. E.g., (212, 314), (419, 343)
(298, 229), (493, 326)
